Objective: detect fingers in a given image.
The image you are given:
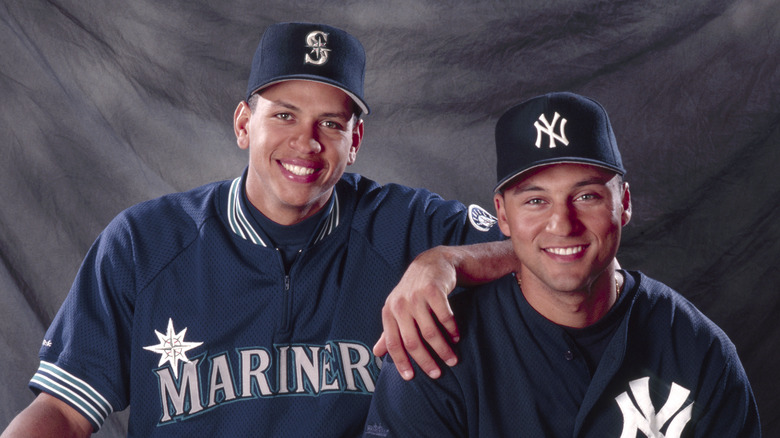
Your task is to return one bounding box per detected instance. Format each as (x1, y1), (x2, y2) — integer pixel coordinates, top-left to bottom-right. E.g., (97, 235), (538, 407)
(379, 304), (415, 380)
(394, 313), (443, 380)
(372, 332), (388, 358)
(428, 292), (459, 345)
(410, 312), (454, 377)
(375, 246), (461, 380)
(377, 296), (460, 381)
(411, 295), (458, 371)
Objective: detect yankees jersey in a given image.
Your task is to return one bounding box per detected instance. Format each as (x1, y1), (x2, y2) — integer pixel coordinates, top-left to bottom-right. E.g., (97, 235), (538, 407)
(29, 171), (500, 437)
(364, 271), (761, 438)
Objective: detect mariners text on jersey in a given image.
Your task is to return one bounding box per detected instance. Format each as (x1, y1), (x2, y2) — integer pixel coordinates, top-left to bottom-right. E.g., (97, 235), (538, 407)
(30, 171), (500, 437)
(152, 340), (381, 423)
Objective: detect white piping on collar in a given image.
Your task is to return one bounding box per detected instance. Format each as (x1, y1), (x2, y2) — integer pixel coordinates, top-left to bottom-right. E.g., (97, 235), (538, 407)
(227, 177), (339, 247)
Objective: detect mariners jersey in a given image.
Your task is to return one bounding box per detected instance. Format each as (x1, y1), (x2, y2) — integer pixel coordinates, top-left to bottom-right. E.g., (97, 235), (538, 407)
(364, 271), (761, 437)
(29, 171), (500, 437)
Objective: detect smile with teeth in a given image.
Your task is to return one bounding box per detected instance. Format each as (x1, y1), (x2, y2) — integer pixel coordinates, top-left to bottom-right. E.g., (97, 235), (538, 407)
(545, 245), (586, 256)
(281, 162), (317, 176)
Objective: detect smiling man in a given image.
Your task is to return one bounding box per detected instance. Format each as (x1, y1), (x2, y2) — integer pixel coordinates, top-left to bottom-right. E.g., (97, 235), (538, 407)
(236, 79), (363, 225)
(2, 22), (516, 438)
(364, 92), (761, 437)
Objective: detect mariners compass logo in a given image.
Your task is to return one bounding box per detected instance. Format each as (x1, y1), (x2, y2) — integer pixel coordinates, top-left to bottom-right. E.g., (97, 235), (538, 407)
(143, 318), (203, 378)
(305, 30), (330, 65)
(534, 111), (569, 149)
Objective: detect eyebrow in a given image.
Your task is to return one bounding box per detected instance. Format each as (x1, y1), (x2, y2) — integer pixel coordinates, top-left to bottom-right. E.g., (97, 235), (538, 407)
(575, 176), (613, 188)
(269, 100), (352, 121)
(271, 100), (299, 112)
(510, 176), (612, 194)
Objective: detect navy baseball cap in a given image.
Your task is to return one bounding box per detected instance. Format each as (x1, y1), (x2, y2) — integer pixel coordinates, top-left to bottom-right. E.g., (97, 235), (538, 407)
(245, 22), (370, 115)
(494, 92), (625, 192)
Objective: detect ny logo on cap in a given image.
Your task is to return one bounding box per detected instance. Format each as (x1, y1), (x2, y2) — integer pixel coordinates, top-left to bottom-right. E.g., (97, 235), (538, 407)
(305, 30), (330, 66)
(534, 112), (569, 149)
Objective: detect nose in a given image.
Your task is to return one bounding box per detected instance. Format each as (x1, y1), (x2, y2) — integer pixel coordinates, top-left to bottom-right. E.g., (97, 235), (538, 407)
(546, 202), (580, 236)
(289, 124), (322, 154)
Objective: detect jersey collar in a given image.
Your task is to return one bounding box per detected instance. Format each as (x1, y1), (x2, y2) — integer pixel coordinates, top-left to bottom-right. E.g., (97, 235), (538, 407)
(226, 175), (340, 247)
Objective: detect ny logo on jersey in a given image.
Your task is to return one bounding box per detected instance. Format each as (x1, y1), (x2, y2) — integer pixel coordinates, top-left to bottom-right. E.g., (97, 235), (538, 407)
(534, 112), (569, 149)
(615, 377), (694, 438)
(305, 30), (330, 66)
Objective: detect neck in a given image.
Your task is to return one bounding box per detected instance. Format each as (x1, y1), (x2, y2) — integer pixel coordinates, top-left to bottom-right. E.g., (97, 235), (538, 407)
(518, 267), (621, 329)
(247, 189), (332, 226)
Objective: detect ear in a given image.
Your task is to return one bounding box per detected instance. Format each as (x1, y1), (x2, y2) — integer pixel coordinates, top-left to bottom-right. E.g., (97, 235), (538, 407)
(347, 119), (364, 165)
(621, 182), (632, 226)
(493, 192), (512, 237)
(234, 101), (251, 150)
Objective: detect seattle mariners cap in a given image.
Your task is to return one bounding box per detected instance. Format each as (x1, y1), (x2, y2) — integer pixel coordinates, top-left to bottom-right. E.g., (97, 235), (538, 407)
(494, 92), (625, 192)
(245, 22), (370, 115)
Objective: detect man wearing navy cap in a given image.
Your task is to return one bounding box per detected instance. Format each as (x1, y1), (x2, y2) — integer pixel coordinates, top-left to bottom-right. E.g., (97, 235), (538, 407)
(364, 92), (761, 437)
(2, 22), (515, 437)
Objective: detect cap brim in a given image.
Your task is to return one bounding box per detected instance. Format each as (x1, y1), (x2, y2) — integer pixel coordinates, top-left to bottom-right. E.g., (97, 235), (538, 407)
(248, 76), (370, 115)
(494, 159), (625, 192)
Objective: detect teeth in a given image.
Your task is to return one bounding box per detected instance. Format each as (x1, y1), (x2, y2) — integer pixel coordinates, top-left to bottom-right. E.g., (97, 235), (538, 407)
(546, 246), (584, 256)
(282, 163), (316, 176)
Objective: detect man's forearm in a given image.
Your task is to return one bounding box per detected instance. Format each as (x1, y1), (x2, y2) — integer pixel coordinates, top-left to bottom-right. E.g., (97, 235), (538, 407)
(1, 393), (92, 438)
(446, 239), (518, 286)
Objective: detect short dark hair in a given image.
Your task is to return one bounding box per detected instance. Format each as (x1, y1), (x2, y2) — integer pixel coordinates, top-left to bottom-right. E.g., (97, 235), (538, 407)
(246, 91), (363, 120)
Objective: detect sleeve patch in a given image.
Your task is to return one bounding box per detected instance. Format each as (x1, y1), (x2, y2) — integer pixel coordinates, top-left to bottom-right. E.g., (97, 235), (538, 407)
(468, 204), (497, 232)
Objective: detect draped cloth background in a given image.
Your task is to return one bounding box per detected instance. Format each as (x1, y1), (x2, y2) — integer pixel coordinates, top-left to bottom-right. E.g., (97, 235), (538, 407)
(1, 1), (778, 435)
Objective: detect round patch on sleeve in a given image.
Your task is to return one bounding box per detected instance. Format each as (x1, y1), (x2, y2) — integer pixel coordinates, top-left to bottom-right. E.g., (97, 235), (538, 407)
(468, 204), (497, 232)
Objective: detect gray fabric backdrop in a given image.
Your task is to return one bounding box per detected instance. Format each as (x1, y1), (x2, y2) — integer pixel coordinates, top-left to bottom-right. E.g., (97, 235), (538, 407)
(1, 1), (778, 436)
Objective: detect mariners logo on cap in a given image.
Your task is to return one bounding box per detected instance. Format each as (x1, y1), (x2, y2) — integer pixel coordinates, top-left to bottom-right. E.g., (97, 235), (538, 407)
(534, 112), (569, 149)
(305, 30), (330, 65)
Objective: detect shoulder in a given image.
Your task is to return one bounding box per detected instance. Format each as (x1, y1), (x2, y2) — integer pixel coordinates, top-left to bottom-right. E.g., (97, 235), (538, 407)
(95, 180), (229, 266)
(108, 180), (226, 235)
(632, 272), (718, 328)
(449, 276), (522, 349)
(627, 272), (759, 435)
(450, 275), (514, 314)
(337, 172), (454, 208)
(117, 180), (226, 226)
(630, 271), (739, 359)
(335, 173), (500, 261)
(338, 172), (497, 233)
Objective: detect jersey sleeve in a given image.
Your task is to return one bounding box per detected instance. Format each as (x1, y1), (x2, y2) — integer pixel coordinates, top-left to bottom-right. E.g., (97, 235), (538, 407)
(633, 274), (762, 438)
(350, 178), (503, 262)
(408, 189), (501, 250)
(363, 356), (467, 438)
(29, 214), (138, 432)
(691, 346), (762, 437)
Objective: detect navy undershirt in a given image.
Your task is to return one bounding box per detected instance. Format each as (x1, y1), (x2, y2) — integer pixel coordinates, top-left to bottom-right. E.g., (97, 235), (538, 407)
(561, 271), (634, 375)
(243, 193), (328, 272)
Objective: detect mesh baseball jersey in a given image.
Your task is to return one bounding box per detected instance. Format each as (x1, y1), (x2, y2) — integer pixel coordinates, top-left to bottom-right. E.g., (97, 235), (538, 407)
(29, 170), (500, 437)
(364, 271), (761, 437)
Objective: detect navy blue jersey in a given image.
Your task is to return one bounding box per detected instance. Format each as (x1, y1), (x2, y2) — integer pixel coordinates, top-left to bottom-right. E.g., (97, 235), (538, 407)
(364, 271), (760, 437)
(29, 171), (500, 437)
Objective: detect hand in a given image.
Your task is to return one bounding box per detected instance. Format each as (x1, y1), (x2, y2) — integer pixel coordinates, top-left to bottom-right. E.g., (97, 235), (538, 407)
(373, 246), (460, 381)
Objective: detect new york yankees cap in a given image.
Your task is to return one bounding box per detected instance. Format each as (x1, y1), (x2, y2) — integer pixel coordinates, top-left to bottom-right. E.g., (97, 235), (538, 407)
(245, 22), (370, 115)
(494, 92), (625, 192)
